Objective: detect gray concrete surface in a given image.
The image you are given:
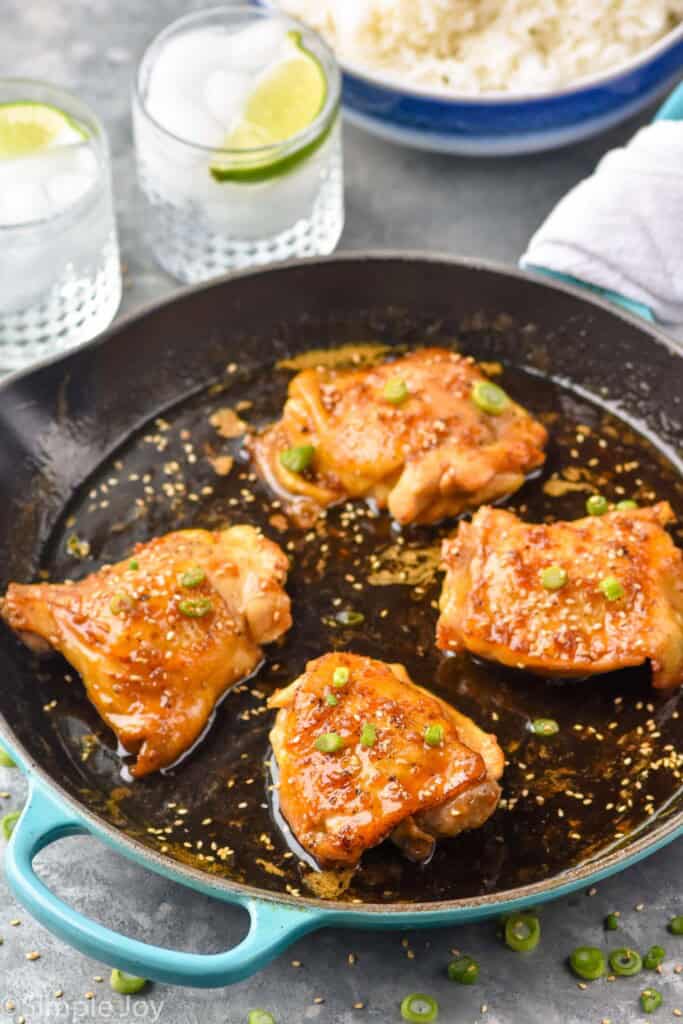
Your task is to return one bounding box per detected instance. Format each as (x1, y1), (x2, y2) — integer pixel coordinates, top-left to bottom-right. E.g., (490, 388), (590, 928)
(1, 1), (682, 1021)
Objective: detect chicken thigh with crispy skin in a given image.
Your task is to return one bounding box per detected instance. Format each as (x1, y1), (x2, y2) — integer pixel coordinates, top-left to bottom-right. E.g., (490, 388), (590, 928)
(1, 525), (291, 776)
(250, 348), (547, 526)
(437, 502), (683, 689)
(268, 653), (503, 868)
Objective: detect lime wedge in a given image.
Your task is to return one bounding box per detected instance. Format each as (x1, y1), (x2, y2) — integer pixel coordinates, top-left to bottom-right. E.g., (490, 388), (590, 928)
(0, 102), (86, 160)
(210, 30), (331, 184)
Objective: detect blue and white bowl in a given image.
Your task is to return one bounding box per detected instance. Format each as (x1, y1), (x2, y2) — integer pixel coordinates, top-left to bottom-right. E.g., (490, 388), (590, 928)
(258, 2), (683, 155)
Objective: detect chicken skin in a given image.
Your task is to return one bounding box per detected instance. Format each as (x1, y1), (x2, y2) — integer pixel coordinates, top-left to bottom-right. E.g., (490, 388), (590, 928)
(1, 526), (291, 776)
(268, 653), (503, 868)
(437, 502), (683, 689)
(250, 348), (547, 526)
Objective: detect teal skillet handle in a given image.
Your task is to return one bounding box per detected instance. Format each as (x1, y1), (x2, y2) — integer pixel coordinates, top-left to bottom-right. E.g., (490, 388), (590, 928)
(655, 80), (683, 122)
(4, 781), (327, 988)
(525, 80), (683, 323)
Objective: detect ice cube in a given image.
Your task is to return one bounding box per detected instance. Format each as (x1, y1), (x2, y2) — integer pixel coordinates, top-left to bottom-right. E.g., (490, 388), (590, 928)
(145, 29), (228, 146)
(145, 89), (226, 148)
(0, 182), (52, 226)
(203, 69), (251, 130)
(46, 172), (94, 211)
(218, 20), (287, 71)
(0, 144), (98, 225)
(45, 145), (98, 212)
(145, 28), (249, 109)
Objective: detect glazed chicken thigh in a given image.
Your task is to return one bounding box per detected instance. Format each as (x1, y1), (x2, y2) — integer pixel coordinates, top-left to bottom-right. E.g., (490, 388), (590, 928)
(250, 348), (547, 525)
(1, 525), (291, 776)
(268, 653), (503, 868)
(437, 502), (683, 689)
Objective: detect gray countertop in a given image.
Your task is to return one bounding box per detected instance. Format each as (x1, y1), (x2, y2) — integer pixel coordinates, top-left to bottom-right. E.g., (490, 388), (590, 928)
(1, 2), (682, 1021)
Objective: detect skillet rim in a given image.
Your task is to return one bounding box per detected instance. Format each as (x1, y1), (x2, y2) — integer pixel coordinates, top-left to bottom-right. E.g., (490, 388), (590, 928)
(0, 250), (681, 916)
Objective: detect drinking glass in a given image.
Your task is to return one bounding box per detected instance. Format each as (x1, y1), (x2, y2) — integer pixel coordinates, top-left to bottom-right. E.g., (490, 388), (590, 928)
(133, 5), (344, 283)
(0, 79), (122, 374)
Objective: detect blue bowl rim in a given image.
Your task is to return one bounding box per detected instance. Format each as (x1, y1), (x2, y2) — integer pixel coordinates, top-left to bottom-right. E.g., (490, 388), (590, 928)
(258, 0), (683, 106)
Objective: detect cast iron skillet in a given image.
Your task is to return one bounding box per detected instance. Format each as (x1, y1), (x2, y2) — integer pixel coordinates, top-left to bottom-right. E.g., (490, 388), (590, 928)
(0, 254), (681, 987)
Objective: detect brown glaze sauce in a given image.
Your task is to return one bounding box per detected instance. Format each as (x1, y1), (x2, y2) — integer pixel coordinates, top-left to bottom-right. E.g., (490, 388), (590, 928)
(34, 348), (683, 904)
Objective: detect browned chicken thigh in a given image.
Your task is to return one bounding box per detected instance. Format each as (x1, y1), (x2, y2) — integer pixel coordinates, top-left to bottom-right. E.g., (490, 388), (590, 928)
(437, 502), (683, 689)
(250, 348), (547, 525)
(268, 653), (503, 868)
(1, 525), (291, 776)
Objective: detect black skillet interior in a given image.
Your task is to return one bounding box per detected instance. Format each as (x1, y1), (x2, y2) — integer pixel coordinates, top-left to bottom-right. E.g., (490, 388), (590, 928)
(0, 255), (681, 906)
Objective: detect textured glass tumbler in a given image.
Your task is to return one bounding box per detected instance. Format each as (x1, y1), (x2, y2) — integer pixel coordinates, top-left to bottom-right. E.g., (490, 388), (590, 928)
(0, 80), (122, 374)
(133, 6), (344, 283)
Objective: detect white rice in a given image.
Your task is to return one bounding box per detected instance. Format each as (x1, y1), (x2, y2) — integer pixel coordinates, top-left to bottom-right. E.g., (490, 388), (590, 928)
(277, 0), (683, 95)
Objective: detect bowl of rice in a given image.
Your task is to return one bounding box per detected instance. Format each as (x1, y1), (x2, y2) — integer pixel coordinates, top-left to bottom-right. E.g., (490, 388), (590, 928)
(267, 0), (683, 155)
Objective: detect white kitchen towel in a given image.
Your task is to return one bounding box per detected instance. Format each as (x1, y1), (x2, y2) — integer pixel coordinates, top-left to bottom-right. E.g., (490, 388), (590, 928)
(521, 119), (683, 324)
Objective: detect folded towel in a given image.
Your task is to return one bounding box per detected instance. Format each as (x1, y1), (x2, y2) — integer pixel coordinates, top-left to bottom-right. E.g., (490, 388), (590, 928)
(521, 119), (683, 325)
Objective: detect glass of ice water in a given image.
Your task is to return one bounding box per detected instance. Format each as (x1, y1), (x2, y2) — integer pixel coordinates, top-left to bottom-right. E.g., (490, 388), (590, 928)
(0, 80), (122, 374)
(133, 5), (344, 283)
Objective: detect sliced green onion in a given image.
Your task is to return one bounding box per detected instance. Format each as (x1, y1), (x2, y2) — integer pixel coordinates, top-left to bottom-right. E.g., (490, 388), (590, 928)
(400, 993), (439, 1022)
(128, 559), (139, 571)
(383, 378), (409, 405)
(505, 913), (541, 952)
(335, 609), (364, 627)
(178, 596), (213, 618)
(315, 732), (344, 754)
(0, 746), (16, 768)
(569, 946), (606, 980)
(616, 499), (638, 511)
(360, 723), (377, 748)
(66, 533), (90, 558)
(110, 969), (147, 994)
(668, 916), (683, 935)
(110, 592), (134, 616)
(447, 955), (479, 984)
(640, 988), (662, 1013)
(1, 811), (20, 840)
(180, 566), (206, 588)
(424, 723), (444, 747)
(530, 718), (559, 737)
(643, 945), (665, 969)
(333, 666), (349, 687)
(471, 380), (509, 416)
(586, 495), (609, 517)
(248, 1012), (276, 1024)
(325, 692), (338, 707)
(609, 948), (642, 977)
(541, 566), (568, 591)
(599, 576), (625, 602)
(605, 912), (620, 932)
(279, 445), (315, 474)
